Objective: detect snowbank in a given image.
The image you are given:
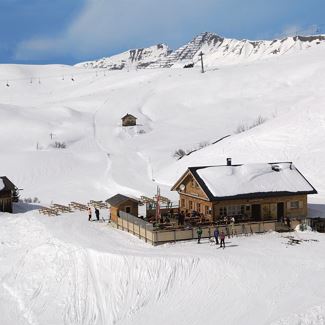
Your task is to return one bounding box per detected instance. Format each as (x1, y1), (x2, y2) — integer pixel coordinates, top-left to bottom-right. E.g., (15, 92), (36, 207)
(0, 211), (324, 325)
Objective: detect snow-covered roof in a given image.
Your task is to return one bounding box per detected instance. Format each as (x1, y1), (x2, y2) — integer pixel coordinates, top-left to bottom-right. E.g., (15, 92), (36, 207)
(0, 179), (4, 191)
(185, 163), (317, 200)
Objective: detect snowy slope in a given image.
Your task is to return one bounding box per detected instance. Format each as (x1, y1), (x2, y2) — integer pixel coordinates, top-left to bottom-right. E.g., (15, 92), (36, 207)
(1, 44), (325, 205)
(1, 36), (325, 325)
(77, 32), (325, 70)
(0, 210), (324, 325)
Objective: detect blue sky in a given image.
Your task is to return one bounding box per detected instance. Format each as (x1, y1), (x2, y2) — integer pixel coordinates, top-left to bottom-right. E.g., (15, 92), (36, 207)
(1, 0), (324, 65)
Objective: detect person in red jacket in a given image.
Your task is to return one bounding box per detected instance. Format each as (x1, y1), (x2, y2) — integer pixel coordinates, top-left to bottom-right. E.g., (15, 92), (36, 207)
(220, 230), (225, 249)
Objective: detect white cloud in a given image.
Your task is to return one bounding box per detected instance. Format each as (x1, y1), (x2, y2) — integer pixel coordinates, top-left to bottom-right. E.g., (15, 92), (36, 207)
(276, 24), (320, 39)
(14, 0), (219, 62)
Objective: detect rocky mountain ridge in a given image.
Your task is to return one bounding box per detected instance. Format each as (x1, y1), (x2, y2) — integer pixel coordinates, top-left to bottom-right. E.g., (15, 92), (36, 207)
(76, 32), (325, 70)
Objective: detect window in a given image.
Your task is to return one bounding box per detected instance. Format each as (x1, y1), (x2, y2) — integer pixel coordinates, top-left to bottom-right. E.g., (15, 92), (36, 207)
(125, 206), (131, 213)
(191, 179), (199, 188)
(290, 201), (300, 209)
(189, 201), (193, 210)
(197, 202), (201, 212)
(219, 207), (227, 216)
(181, 198), (185, 208)
(227, 205), (245, 216)
(205, 206), (209, 215)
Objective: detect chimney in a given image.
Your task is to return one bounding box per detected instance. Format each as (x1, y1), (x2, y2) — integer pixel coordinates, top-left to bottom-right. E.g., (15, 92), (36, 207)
(227, 158), (232, 166)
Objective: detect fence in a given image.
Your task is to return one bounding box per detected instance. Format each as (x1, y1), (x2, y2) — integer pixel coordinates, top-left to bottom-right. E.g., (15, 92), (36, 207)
(116, 212), (284, 245)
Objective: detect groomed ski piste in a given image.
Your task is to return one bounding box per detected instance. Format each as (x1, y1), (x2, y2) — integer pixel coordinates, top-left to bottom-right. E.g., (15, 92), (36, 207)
(1, 41), (325, 324)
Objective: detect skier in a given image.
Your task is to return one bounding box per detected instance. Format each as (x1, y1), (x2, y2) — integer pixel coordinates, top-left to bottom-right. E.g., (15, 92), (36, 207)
(95, 208), (100, 221)
(220, 230), (225, 249)
(213, 227), (219, 245)
(88, 206), (92, 221)
(197, 226), (203, 244)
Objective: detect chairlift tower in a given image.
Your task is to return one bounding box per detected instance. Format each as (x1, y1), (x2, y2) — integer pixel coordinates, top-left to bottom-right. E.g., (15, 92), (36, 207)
(199, 51), (205, 73)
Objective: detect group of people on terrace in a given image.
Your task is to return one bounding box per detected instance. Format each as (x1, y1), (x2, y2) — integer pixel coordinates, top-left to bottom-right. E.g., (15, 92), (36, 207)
(144, 207), (238, 233)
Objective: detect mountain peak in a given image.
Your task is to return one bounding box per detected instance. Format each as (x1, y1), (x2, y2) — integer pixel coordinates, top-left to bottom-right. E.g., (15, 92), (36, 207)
(76, 32), (325, 70)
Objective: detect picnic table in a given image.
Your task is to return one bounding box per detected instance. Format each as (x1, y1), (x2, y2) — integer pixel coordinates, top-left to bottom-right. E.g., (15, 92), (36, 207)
(70, 202), (88, 211)
(89, 200), (108, 209)
(51, 204), (73, 213)
(38, 207), (59, 216)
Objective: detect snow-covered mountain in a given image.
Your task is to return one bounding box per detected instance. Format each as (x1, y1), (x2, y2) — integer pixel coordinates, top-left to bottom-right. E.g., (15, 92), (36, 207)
(77, 32), (325, 70)
(77, 43), (171, 70)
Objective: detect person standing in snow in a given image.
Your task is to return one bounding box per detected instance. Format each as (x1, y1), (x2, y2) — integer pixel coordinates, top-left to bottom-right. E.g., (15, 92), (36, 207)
(88, 206), (92, 221)
(214, 227), (219, 245)
(197, 226), (203, 244)
(95, 208), (100, 221)
(286, 217), (291, 230)
(220, 230), (225, 248)
(230, 216), (235, 237)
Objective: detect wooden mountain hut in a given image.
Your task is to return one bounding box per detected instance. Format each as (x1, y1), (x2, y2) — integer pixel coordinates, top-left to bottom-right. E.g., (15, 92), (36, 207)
(171, 159), (317, 224)
(0, 176), (18, 213)
(106, 194), (139, 223)
(121, 113), (137, 127)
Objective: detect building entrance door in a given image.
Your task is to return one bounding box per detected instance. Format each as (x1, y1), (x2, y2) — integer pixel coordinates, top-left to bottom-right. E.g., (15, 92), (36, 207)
(252, 204), (261, 221)
(277, 202), (284, 222)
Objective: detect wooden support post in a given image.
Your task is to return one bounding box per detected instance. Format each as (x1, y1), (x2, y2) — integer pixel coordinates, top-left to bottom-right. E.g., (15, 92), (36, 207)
(199, 51), (205, 73)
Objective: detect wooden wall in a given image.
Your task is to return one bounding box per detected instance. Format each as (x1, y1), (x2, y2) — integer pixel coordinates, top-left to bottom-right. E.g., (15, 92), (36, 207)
(178, 192), (308, 222)
(179, 193), (212, 215)
(178, 173), (212, 214)
(122, 117), (136, 127)
(0, 191), (13, 213)
(212, 194), (307, 221)
(110, 200), (139, 223)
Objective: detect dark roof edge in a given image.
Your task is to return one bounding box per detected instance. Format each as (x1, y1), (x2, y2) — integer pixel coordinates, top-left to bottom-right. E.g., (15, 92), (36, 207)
(206, 190), (318, 202)
(0, 176), (17, 192)
(105, 193), (139, 205)
(121, 114), (137, 119)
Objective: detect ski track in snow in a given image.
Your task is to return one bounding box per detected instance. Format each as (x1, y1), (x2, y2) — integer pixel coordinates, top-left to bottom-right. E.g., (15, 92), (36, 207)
(0, 211), (325, 325)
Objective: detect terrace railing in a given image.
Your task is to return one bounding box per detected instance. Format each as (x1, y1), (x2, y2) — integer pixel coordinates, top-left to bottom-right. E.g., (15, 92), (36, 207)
(115, 212), (284, 245)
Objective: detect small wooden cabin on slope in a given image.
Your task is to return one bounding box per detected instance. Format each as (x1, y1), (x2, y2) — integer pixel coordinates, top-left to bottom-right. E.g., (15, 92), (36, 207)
(171, 160), (317, 223)
(0, 176), (17, 213)
(121, 114), (137, 127)
(106, 194), (139, 223)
